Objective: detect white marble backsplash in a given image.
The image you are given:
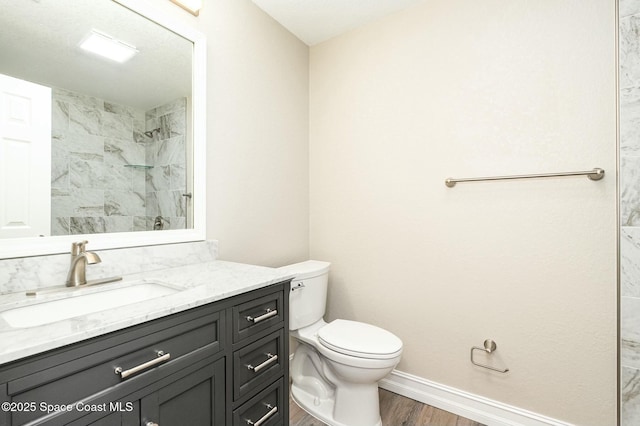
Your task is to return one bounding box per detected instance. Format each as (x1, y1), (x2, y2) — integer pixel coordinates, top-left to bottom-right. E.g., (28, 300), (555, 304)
(0, 240), (218, 295)
(0, 254), (293, 364)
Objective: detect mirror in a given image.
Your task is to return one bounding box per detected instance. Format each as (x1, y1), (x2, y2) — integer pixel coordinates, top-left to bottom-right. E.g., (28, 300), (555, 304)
(0, 0), (206, 258)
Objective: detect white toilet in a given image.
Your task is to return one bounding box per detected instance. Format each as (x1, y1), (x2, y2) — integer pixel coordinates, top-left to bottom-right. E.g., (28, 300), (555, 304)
(281, 260), (403, 426)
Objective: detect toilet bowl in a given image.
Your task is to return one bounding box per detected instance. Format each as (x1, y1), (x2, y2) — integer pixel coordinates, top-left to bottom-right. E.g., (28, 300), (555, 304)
(281, 260), (403, 426)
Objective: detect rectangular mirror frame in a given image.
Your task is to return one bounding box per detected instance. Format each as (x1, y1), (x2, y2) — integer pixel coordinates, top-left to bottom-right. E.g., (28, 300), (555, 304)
(0, 0), (206, 259)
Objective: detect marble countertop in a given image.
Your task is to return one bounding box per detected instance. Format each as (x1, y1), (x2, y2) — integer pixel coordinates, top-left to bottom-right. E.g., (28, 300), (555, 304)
(0, 260), (294, 365)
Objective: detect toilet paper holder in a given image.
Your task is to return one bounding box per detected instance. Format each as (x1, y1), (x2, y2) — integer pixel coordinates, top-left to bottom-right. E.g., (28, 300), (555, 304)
(470, 339), (509, 373)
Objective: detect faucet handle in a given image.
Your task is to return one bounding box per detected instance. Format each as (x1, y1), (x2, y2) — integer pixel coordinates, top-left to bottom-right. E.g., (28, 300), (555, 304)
(71, 240), (89, 256)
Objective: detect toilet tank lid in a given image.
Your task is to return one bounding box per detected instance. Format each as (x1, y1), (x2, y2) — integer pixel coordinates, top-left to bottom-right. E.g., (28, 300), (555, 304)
(278, 260), (330, 280)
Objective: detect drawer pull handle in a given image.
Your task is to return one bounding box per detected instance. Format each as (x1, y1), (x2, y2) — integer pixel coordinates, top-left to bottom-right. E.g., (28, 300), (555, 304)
(246, 404), (277, 426)
(115, 351), (171, 379)
(246, 308), (277, 324)
(247, 353), (278, 373)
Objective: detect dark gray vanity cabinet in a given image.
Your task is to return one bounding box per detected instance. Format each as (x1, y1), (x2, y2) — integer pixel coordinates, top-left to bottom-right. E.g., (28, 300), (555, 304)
(0, 281), (290, 426)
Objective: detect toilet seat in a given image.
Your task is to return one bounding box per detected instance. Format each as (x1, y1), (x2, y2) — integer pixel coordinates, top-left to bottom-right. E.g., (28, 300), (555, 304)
(318, 319), (403, 360)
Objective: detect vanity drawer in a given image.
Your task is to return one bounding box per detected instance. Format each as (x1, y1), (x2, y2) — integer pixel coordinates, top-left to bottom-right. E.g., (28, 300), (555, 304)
(232, 289), (284, 343)
(233, 378), (284, 426)
(5, 309), (222, 425)
(233, 329), (284, 401)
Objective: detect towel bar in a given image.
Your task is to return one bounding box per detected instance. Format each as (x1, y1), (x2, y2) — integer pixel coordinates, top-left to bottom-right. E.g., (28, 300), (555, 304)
(445, 168), (604, 188)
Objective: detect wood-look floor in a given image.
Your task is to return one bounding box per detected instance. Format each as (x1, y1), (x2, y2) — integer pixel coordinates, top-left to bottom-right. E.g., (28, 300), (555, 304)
(289, 389), (485, 426)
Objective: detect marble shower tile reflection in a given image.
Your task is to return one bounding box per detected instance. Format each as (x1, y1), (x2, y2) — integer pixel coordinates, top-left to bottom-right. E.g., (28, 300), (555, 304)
(155, 98), (186, 116)
(104, 216), (133, 233)
(145, 192), (159, 217)
(52, 188), (104, 217)
(134, 132), (148, 144)
(170, 164), (186, 191)
(53, 87), (103, 109)
(147, 99), (183, 116)
(70, 217), (106, 234)
(51, 217), (70, 236)
(146, 165), (171, 191)
(50, 86), (156, 235)
(152, 215), (171, 230)
(156, 136), (185, 166)
(158, 114), (172, 140)
(69, 104), (102, 136)
(101, 110), (133, 140)
(146, 108), (158, 121)
(105, 190), (145, 216)
(51, 154), (69, 189)
(623, 366), (640, 425)
(622, 227), (640, 297)
(172, 110), (186, 137)
(133, 168), (146, 194)
(170, 216), (186, 230)
(133, 216), (148, 231)
(103, 164), (133, 191)
(51, 188), (73, 217)
(52, 100), (69, 134)
(104, 138), (145, 165)
(104, 102), (138, 119)
(145, 140), (158, 166)
(145, 116), (159, 133)
(52, 133), (104, 157)
(133, 117), (149, 144)
(153, 109), (185, 140)
(70, 158), (104, 189)
(157, 190), (184, 218)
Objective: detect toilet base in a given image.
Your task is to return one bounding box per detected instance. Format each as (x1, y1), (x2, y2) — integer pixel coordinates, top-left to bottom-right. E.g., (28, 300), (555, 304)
(291, 382), (382, 426)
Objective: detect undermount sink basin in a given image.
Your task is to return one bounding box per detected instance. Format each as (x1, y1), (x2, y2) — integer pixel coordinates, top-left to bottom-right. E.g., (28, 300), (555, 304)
(0, 281), (180, 328)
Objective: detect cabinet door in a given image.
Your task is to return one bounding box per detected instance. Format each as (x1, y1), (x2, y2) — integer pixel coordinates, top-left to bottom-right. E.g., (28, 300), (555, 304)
(140, 358), (225, 426)
(82, 410), (129, 426)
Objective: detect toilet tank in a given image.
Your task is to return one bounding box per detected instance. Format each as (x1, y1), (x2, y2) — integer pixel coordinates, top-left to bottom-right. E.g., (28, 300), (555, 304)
(279, 260), (331, 331)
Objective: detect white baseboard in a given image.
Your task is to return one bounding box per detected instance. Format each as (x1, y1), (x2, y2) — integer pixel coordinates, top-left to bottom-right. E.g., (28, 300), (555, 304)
(379, 370), (573, 426)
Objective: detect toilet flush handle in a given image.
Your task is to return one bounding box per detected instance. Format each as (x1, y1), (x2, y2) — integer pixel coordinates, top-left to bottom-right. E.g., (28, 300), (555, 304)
(291, 281), (305, 291)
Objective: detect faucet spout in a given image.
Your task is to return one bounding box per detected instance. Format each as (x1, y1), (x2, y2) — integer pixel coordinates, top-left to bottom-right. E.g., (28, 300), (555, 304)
(65, 241), (102, 287)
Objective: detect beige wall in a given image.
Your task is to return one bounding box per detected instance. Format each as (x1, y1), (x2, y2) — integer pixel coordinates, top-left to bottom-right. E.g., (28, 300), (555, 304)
(309, 1), (617, 425)
(148, 0), (310, 266)
(145, 0), (617, 423)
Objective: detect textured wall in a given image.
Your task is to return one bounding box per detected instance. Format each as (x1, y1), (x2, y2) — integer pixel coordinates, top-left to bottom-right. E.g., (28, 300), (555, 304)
(145, 0), (311, 267)
(309, 0), (617, 424)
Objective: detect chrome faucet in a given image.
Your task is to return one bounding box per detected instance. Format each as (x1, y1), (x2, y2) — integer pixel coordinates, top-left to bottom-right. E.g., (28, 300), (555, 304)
(65, 240), (102, 287)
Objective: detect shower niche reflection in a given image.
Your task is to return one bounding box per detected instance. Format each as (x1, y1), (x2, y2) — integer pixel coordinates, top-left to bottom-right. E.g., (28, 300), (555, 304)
(51, 88), (189, 235)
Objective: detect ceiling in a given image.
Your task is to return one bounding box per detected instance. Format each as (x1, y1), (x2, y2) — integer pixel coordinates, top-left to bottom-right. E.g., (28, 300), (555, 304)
(251, 0), (426, 46)
(0, 0), (426, 110)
